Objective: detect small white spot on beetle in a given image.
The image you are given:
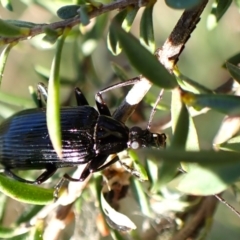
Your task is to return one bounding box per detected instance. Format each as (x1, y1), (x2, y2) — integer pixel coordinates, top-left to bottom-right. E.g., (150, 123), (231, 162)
(131, 141), (140, 149)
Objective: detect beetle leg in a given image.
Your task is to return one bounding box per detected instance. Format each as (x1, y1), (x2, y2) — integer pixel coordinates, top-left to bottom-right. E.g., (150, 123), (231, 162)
(75, 87), (89, 106)
(95, 92), (112, 116)
(62, 154), (109, 182)
(4, 168), (37, 184)
(62, 162), (92, 182)
(34, 165), (58, 184)
(4, 165), (57, 184)
(93, 155), (119, 172)
(89, 155), (143, 181)
(118, 161), (143, 180)
(95, 78), (140, 116)
(37, 82), (48, 107)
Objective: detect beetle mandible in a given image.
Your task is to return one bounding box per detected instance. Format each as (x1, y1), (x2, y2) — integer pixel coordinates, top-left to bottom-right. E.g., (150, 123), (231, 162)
(0, 79), (166, 185)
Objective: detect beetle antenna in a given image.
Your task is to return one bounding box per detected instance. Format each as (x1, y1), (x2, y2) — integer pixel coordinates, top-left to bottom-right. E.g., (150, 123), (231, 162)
(147, 89), (164, 130)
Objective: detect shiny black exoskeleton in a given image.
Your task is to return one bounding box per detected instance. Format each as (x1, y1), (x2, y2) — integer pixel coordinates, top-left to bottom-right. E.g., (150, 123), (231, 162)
(0, 82), (166, 185)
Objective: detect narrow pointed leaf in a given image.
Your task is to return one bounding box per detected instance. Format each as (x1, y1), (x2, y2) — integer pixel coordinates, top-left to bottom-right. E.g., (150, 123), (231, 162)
(218, 135), (240, 152)
(181, 91), (240, 115)
(145, 149), (240, 165)
(0, 19), (30, 37)
(43, 28), (59, 44)
(140, 4), (155, 53)
(177, 162), (240, 195)
(16, 205), (43, 224)
(152, 92), (189, 190)
(165, 0), (203, 9)
(0, 92), (34, 108)
(226, 62), (240, 83)
(1, 0), (13, 11)
(0, 43), (16, 87)
(171, 102), (189, 149)
(207, 0), (232, 30)
(0, 175), (53, 204)
(146, 149), (240, 194)
(80, 5), (90, 25)
(111, 62), (129, 81)
(0, 227), (29, 238)
(108, 7), (138, 56)
(4, 20), (37, 28)
(122, 6), (139, 32)
(107, 9), (128, 55)
(223, 52), (240, 68)
(114, 25), (177, 89)
(174, 69), (213, 94)
(47, 28), (70, 159)
(32, 220), (44, 240)
(131, 178), (151, 217)
(85, 13), (108, 40)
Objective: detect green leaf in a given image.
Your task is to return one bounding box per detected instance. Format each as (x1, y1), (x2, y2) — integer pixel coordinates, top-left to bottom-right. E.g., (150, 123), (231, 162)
(122, 6), (139, 32)
(147, 148), (240, 194)
(140, 3), (155, 53)
(0, 226), (29, 238)
(111, 62), (129, 81)
(32, 220), (44, 240)
(7, 232), (31, 240)
(0, 43), (16, 87)
(165, 0), (203, 9)
(129, 150), (148, 181)
(4, 20), (37, 28)
(107, 7), (138, 56)
(235, 0), (240, 9)
(0, 91), (35, 108)
(181, 91), (240, 115)
(84, 13), (108, 40)
(0, 0), (13, 11)
(16, 205), (44, 224)
(47, 28), (70, 159)
(226, 62), (240, 83)
(131, 177), (151, 217)
(174, 69), (213, 94)
(0, 19), (30, 37)
(114, 25), (177, 89)
(207, 0), (232, 30)
(218, 135), (240, 152)
(151, 161), (178, 192)
(0, 175), (53, 204)
(151, 95), (189, 190)
(43, 27), (60, 44)
(34, 65), (73, 85)
(0, 194), (6, 224)
(57, 5), (80, 19)
(107, 9), (128, 55)
(177, 162), (240, 195)
(80, 5), (90, 25)
(145, 149), (240, 165)
(223, 52), (240, 68)
(171, 102), (189, 149)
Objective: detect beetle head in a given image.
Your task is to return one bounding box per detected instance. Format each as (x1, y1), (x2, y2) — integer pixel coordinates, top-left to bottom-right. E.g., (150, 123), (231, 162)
(128, 126), (166, 149)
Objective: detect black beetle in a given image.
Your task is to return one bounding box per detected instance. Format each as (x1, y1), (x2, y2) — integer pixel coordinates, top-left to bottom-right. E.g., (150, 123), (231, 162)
(0, 81), (166, 185)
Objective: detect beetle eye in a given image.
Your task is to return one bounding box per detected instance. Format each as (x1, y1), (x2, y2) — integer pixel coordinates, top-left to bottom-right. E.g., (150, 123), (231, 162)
(130, 140), (140, 149)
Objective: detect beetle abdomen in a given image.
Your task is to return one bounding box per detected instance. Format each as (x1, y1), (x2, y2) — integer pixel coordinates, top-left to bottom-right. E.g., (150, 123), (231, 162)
(0, 106), (99, 169)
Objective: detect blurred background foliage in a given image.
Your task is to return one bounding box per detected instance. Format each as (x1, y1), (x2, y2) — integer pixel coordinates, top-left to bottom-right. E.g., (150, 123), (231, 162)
(1, 0), (240, 239)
